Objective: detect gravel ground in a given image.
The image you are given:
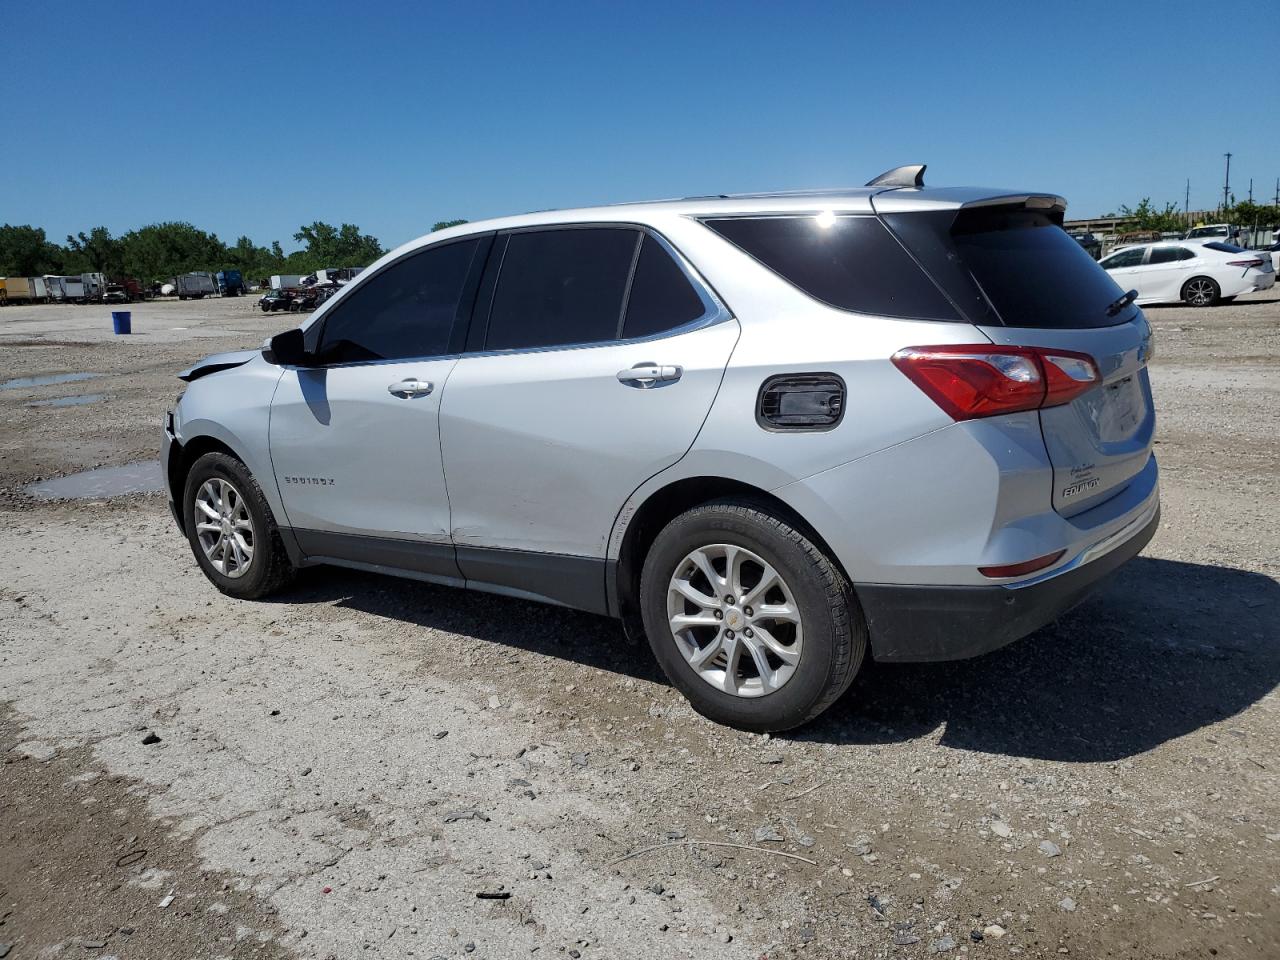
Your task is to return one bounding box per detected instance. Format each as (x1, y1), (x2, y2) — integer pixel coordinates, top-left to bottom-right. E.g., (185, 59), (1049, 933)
(1, 293), (1277, 960)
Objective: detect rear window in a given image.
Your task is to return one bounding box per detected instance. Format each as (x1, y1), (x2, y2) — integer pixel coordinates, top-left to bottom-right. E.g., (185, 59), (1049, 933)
(1202, 241), (1245, 253)
(703, 215), (960, 321)
(884, 206), (1132, 329)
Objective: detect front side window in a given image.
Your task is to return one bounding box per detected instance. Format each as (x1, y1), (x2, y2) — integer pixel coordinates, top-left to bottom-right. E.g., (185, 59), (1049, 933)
(1101, 248), (1146, 269)
(485, 228), (640, 351)
(318, 237), (482, 364)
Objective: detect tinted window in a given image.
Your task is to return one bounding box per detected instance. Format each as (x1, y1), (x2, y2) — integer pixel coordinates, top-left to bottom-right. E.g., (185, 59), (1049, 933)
(704, 215), (959, 320)
(885, 207), (1130, 328)
(1101, 248), (1146, 269)
(318, 238), (481, 363)
(1148, 246), (1184, 264)
(1203, 241), (1245, 253)
(486, 228), (640, 350)
(622, 236), (707, 338)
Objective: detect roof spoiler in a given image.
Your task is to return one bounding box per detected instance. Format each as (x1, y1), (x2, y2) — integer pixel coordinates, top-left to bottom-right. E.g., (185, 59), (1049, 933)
(865, 164), (926, 188)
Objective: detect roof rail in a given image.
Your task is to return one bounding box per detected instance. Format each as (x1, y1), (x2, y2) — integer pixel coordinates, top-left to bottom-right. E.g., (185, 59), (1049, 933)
(865, 164), (926, 188)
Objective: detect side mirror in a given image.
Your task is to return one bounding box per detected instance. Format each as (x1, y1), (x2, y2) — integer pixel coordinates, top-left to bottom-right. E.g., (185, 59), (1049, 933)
(262, 328), (311, 366)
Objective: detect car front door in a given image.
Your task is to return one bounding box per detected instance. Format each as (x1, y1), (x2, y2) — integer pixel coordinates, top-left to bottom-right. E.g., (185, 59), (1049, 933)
(269, 235), (490, 580)
(1099, 246), (1150, 298)
(439, 226), (738, 612)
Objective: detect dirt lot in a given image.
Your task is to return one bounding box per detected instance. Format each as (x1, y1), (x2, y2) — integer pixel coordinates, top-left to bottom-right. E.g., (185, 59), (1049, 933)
(1, 294), (1278, 960)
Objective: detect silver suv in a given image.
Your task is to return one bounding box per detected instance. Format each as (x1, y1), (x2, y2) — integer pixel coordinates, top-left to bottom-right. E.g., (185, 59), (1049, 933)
(163, 166), (1160, 732)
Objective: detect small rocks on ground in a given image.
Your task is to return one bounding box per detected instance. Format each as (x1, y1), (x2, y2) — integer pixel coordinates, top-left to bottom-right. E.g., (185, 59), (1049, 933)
(990, 821), (1013, 839)
(983, 924), (1006, 939)
(754, 825), (784, 843)
(443, 809), (490, 824)
(931, 934), (957, 953)
(1059, 896), (1077, 912)
(1039, 840), (1062, 858)
(141, 732), (161, 745)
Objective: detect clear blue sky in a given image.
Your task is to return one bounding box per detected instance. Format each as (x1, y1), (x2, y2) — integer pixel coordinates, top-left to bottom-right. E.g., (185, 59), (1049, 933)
(6, 0), (1276, 251)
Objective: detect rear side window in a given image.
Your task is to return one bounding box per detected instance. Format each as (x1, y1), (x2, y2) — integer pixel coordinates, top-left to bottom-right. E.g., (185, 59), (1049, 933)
(622, 235), (707, 338)
(486, 228), (640, 350)
(1148, 246), (1192, 264)
(318, 238), (481, 363)
(885, 207), (1131, 329)
(703, 215), (959, 321)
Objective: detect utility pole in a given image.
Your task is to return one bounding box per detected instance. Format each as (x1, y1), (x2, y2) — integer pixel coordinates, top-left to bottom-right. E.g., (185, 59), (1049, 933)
(1222, 153), (1232, 213)
(1185, 178), (1191, 230)
(1248, 178), (1253, 203)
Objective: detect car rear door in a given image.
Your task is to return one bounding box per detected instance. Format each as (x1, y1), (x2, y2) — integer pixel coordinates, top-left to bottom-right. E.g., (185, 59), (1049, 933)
(439, 226), (738, 611)
(268, 235), (490, 577)
(1143, 245), (1196, 302)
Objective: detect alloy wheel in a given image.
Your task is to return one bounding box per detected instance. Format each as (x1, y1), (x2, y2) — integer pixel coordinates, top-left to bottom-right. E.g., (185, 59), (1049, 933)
(1185, 278), (1216, 306)
(666, 543), (803, 697)
(194, 478), (256, 578)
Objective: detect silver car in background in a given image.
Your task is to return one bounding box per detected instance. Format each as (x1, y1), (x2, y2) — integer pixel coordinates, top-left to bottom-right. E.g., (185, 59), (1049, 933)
(162, 165), (1160, 731)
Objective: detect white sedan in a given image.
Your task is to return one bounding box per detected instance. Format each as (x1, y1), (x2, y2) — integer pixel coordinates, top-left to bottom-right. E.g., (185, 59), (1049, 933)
(1098, 241), (1276, 307)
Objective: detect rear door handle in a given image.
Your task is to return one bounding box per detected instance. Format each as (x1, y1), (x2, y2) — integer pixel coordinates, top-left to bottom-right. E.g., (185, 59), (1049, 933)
(616, 363), (682, 388)
(388, 379), (434, 398)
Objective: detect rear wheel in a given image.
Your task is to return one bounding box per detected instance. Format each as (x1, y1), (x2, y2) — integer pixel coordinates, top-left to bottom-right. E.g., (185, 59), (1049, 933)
(640, 499), (865, 732)
(1182, 276), (1220, 307)
(183, 452), (294, 599)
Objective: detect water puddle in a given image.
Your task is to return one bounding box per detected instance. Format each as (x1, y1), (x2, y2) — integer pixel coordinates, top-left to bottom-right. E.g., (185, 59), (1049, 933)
(27, 460), (164, 500)
(27, 394), (105, 408)
(1, 372), (103, 390)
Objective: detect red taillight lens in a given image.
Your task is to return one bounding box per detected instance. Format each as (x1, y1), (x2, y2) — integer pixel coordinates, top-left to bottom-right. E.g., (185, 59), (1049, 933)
(1226, 258), (1265, 268)
(978, 550), (1066, 579)
(892, 345), (1100, 421)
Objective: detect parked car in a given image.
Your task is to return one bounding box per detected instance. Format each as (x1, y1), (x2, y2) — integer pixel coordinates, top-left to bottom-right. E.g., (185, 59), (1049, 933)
(1268, 241), (1280, 274)
(1098, 241), (1275, 306)
(258, 290), (292, 312)
(1068, 231), (1101, 259)
(162, 170), (1161, 731)
(103, 284), (129, 304)
(1184, 223), (1239, 242)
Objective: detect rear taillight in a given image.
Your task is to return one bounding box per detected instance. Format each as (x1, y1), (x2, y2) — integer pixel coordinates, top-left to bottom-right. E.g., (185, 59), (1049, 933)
(891, 345), (1100, 421)
(1226, 258), (1265, 268)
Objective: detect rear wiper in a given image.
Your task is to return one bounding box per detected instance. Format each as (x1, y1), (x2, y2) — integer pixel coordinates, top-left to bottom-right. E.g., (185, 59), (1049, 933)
(1106, 288), (1139, 317)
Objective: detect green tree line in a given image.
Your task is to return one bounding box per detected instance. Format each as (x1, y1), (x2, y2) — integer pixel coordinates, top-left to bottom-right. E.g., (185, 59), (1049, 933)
(0, 218), (468, 282)
(1105, 198), (1279, 234)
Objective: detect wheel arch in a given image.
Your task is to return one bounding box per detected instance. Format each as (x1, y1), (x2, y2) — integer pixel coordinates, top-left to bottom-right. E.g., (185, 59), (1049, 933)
(167, 432), (245, 530)
(611, 475), (853, 644)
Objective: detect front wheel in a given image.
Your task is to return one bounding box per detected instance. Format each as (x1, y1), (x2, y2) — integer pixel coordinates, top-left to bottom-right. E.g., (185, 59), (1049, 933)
(1182, 276), (1220, 307)
(183, 452), (294, 599)
(639, 499), (866, 732)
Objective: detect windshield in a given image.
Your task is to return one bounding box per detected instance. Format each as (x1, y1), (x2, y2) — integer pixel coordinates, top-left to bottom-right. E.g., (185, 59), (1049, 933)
(883, 206), (1132, 329)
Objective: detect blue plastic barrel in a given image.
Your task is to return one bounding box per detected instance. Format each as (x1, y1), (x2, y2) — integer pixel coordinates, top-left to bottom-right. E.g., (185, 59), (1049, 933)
(111, 311), (132, 335)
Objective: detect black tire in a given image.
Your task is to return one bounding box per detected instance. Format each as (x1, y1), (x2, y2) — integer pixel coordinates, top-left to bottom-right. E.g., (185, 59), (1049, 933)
(1181, 276), (1220, 307)
(182, 451), (294, 600)
(639, 499), (866, 732)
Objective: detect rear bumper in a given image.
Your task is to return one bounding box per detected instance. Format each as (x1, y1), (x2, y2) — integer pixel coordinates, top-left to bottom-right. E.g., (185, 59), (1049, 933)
(1251, 271), (1275, 292)
(858, 502), (1159, 662)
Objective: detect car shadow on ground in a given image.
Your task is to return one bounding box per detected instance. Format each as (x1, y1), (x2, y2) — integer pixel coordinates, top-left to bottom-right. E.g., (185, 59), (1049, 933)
(270, 555), (1278, 763)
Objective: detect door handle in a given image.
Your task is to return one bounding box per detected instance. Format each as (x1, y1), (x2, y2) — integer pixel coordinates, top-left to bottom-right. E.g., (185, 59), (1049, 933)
(616, 363), (682, 388)
(388, 378), (434, 398)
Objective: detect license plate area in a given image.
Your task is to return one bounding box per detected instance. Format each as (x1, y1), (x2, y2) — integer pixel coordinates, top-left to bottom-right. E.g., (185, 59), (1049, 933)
(1088, 375), (1141, 441)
